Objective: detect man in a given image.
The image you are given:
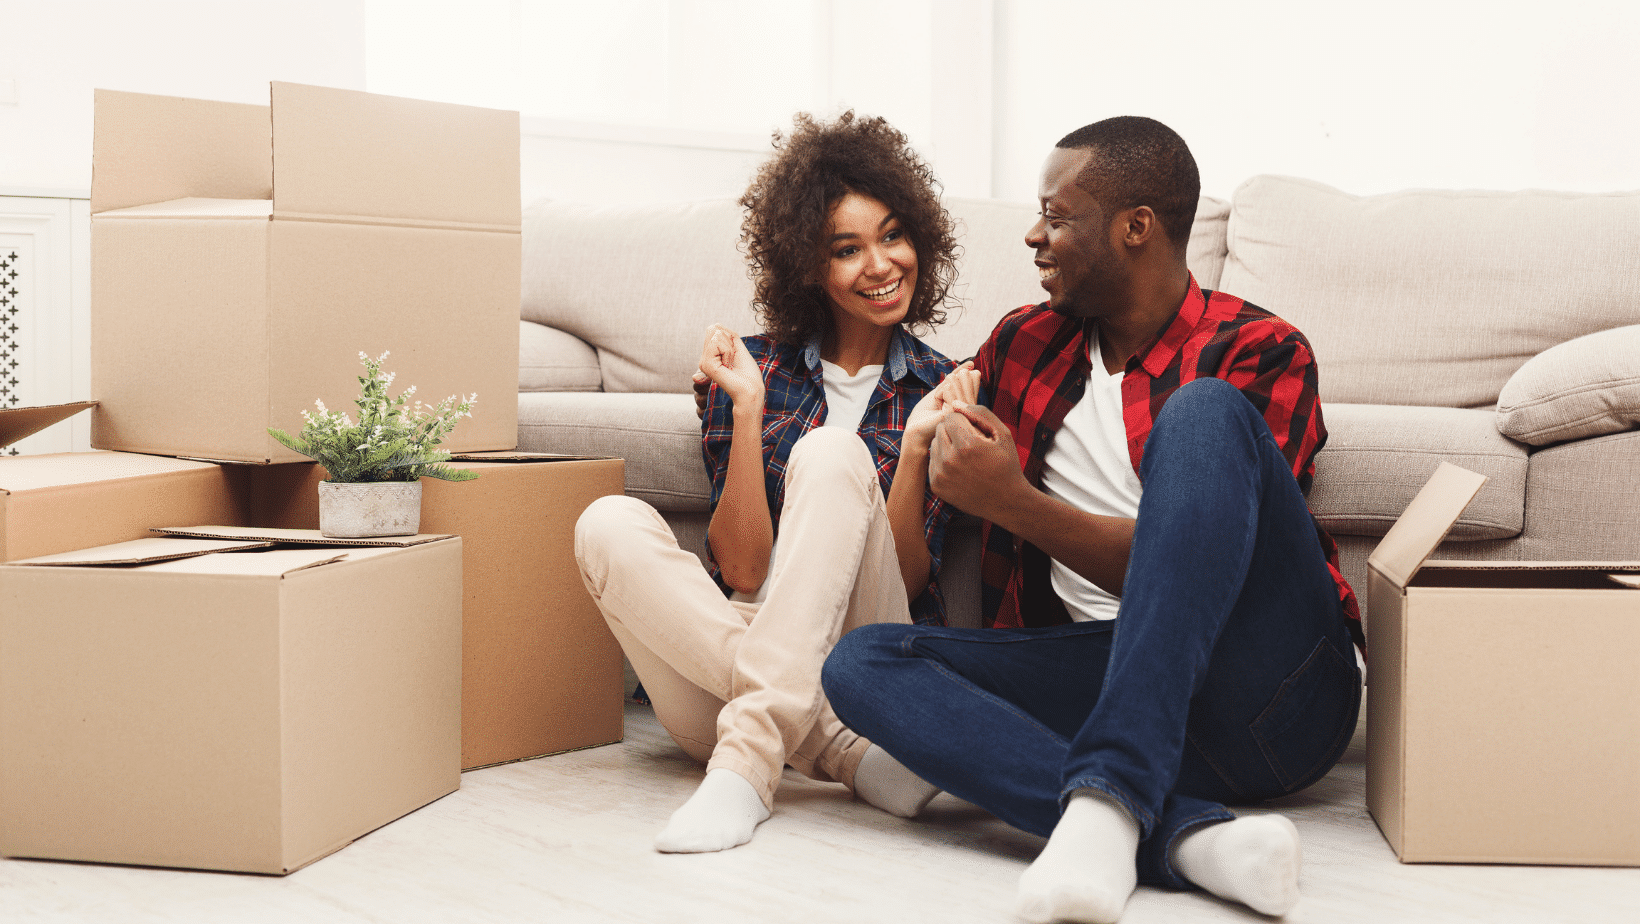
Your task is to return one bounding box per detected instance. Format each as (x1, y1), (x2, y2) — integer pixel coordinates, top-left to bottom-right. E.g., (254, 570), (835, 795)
(821, 117), (1363, 923)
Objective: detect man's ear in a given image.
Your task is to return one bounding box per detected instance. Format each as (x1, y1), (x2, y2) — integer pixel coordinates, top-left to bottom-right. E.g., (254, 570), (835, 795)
(1121, 206), (1159, 247)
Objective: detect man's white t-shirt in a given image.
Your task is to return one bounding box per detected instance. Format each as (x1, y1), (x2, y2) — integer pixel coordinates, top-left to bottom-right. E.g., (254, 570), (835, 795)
(730, 360), (882, 604)
(1038, 337), (1141, 621)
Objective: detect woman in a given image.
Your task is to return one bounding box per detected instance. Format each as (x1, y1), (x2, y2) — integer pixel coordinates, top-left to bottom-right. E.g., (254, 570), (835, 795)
(574, 111), (978, 853)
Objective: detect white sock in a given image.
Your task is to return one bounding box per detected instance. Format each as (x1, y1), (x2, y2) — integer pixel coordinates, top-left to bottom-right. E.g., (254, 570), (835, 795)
(653, 768), (771, 853)
(1171, 814), (1302, 917)
(851, 744), (940, 818)
(1016, 789), (1140, 924)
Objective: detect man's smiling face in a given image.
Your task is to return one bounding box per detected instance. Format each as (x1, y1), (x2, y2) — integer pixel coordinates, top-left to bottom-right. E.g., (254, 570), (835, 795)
(1024, 146), (1126, 319)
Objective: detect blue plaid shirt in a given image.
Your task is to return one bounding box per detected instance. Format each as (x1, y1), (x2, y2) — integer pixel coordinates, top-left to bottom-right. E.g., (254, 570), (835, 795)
(702, 327), (956, 624)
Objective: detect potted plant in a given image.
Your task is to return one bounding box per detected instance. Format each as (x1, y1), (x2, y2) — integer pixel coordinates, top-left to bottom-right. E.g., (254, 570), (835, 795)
(269, 351), (478, 538)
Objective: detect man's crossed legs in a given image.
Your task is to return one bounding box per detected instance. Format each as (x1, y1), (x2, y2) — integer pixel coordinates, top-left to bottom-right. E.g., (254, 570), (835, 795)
(823, 378), (1362, 921)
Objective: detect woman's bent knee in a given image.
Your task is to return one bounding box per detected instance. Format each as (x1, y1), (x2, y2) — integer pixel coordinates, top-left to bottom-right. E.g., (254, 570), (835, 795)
(787, 427), (874, 484)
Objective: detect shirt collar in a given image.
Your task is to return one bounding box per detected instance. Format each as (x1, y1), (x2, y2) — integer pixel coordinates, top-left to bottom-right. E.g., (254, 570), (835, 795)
(803, 326), (940, 388)
(1135, 273), (1207, 378)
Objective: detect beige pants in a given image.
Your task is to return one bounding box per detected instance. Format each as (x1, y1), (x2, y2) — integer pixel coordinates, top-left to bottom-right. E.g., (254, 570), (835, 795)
(574, 428), (912, 808)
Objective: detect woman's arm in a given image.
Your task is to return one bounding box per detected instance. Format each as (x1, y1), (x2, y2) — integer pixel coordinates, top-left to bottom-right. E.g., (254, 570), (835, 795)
(886, 363), (979, 599)
(701, 326), (774, 595)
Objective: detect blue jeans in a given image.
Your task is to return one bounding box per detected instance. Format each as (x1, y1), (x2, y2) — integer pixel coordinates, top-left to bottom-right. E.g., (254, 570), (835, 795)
(821, 378), (1361, 889)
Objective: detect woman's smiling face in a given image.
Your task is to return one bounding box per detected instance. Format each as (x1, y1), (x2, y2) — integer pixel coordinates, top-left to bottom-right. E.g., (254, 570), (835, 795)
(819, 191), (918, 336)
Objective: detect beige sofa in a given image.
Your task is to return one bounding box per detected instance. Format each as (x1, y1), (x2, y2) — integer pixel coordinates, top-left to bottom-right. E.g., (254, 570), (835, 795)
(516, 178), (1640, 631)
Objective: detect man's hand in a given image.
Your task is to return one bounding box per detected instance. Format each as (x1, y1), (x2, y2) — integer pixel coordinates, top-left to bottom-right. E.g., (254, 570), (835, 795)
(692, 371), (710, 418)
(903, 362), (980, 454)
(697, 325), (764, 412)
(929, 403), (1030, 523)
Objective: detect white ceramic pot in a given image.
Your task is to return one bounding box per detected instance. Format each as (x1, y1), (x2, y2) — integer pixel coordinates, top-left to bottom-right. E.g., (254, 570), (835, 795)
(317, 480), (423, 538)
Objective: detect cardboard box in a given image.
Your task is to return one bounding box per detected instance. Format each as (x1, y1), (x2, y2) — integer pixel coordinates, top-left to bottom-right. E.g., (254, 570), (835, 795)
(2, 405), (245, 562)
(89, 82), (520, 463)
(0, 531), (463, 874)
(1365, 462), (1640, 866)
(244, 454), (626, 768)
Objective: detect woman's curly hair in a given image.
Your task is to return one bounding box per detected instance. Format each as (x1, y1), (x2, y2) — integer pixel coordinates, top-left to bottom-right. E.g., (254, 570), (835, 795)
(739, 111), (958, 347)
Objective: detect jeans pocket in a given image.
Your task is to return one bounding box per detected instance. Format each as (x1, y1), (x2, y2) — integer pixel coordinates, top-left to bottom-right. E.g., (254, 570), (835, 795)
(1249, 637), (1361, 793)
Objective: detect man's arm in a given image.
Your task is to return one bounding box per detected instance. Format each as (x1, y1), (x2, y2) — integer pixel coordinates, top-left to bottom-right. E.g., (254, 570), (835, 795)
(929, 403), (1134, 596)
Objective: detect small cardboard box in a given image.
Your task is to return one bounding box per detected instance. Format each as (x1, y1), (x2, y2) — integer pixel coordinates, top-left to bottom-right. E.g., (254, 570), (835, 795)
(1365, 462), (1640, 866)
(89, 82), (520, 463)
(0, 531), (463, 874)
(2, 405), (247, 562)
(242, 454), (626, 769)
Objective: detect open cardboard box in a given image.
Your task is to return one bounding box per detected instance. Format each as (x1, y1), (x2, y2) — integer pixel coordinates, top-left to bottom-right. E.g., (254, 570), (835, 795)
(1, 403), (247, 562)
(89, 82), (520, 464)
(243, 453), (627, 769)
(0, 529), (463, 874)
(1365, 462), (1640, 866)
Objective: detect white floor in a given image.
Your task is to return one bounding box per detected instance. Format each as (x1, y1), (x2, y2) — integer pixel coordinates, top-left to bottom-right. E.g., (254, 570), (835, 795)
(3, 702), (1635, 924)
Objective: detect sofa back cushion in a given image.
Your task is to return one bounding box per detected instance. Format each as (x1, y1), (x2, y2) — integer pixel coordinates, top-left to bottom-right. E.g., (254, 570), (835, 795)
(1218, 176), (1640, 408)
(521, 195), (1232, 393)
(521, 199), (758, 394)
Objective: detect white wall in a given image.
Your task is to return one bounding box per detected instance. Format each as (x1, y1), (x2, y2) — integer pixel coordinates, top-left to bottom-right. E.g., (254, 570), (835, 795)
(0, 0), (367, 194)
(992, 0), (1640, 201)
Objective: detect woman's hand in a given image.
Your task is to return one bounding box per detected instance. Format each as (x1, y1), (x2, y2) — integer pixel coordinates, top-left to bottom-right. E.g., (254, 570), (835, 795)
(699, 325), (765, 411)
(903, 361), (980, 454)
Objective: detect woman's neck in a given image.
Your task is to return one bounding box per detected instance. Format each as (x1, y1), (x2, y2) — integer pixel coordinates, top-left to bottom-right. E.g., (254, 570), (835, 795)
(821, 324), (894, 377)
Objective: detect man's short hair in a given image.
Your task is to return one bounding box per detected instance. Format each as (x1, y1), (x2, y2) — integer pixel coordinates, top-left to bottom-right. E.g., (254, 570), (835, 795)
(1056, 117), (1199, 250)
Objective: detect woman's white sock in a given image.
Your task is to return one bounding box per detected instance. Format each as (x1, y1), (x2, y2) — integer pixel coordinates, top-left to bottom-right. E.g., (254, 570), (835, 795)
(852, 744), (940, 818)
(653, 768), (771, 853)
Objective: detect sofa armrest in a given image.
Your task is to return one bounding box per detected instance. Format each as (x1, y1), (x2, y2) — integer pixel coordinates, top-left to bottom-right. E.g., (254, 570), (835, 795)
(1497, 325), (1640, 446)
(518, 319), (602, 393)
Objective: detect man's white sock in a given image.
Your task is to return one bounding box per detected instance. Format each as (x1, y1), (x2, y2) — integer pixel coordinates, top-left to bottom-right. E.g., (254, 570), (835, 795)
(852, 744), (940, 818)
(653, 768), (771, 853)
(1015, 789), (1140, 924)
(1171, 813), (1302, 916)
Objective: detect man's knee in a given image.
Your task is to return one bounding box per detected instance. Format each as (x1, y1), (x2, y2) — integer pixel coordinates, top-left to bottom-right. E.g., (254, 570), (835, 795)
(822, 622), (910, 708)
(787, 426), (874, 484)
(1147, 378), (1263, 453)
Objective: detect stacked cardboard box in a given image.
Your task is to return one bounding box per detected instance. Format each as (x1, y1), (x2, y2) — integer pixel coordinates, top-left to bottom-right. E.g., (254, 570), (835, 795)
(0, 83), (625, 874)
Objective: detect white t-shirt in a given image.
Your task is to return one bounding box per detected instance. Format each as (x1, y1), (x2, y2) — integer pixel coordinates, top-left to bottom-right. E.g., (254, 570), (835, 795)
(819, 360), (883, 431)
(730, 360), (882, 604)
(1038, 337), (1142, 621)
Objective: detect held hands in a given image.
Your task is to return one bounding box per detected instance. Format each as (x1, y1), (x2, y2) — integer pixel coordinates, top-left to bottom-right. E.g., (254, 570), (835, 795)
(929, 402), (1028, 523)
(697, 325), (764, 413)
(904, 362), (981, 454)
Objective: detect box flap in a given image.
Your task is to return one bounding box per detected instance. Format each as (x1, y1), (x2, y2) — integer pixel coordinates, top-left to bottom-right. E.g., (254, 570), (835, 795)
(153, 525), (453, 547)
(95, 198), (272, 220)
(139, 547), (349, 576)
(269, 82), (519, 232)
(92, 88), (271, 214)
(1367, 462), (1489, 587)
(0, 402), (97, 450)
(5, 537), (271, 567)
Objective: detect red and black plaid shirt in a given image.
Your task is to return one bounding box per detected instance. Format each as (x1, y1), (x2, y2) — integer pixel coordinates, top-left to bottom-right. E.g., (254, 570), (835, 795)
(973, 275), (1361, 647)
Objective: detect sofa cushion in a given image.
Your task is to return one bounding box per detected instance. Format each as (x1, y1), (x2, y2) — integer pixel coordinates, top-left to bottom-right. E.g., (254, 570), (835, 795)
(1496, 325), (1640, 446)
(520, 195), (1234, 393)
(518, 320), (601, 392)
(517, 391), (709, 512)
(521, 199), (759, 394)
(1219, 176), (1640, 409)
(1309, 404), (1527, 539)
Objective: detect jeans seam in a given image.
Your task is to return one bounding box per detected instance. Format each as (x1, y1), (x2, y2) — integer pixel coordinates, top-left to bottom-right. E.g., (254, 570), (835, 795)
(1251, 637), (1359, 792)
(1183, 727), (1253, 801)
